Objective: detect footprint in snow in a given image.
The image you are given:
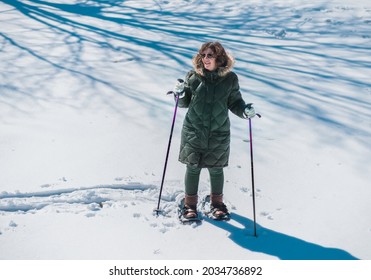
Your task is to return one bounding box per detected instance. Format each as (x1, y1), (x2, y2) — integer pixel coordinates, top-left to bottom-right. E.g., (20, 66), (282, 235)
(260, 211), (273, 220)
(159, 227), (169, 234)
(9, 221), (18, 227)
(87, 203), (102, 211)
(153, 249), (161, 255)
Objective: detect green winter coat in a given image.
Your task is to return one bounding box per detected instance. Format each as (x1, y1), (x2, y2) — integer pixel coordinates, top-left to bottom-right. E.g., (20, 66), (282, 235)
(178, 63), (247, 168)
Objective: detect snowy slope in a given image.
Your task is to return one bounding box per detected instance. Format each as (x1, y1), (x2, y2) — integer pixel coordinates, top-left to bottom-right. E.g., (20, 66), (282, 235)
(0, 0), (370, 260)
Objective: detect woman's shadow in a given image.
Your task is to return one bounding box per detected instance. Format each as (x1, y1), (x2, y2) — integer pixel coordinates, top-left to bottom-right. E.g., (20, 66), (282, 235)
(205, 213), (359, 260)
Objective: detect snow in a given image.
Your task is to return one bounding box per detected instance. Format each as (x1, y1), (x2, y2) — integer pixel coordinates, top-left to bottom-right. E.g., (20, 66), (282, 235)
(0, 0), (370, 266)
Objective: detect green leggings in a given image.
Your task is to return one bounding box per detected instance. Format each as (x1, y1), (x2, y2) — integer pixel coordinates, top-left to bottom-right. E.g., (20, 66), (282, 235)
(185, 165), (224, 196)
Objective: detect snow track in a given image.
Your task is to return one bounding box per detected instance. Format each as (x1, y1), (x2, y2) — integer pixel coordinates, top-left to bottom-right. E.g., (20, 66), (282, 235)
(0, 183), (159, 212)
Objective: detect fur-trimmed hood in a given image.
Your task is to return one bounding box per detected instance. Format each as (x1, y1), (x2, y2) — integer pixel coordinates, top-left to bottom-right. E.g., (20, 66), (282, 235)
(194, 53), (235, 77)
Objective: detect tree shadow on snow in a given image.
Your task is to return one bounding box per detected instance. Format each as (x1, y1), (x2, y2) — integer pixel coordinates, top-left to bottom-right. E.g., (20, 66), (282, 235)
(206, 213), (359, 260)
(1, 0), (370, 160)
(2, 0), (370, 123)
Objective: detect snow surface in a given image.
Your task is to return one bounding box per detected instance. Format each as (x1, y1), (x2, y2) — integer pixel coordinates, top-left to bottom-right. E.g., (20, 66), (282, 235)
(0, 0), (370, 260)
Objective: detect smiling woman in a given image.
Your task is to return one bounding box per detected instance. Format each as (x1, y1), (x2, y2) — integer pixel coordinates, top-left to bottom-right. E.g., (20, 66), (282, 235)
(173, 41), (257, 222)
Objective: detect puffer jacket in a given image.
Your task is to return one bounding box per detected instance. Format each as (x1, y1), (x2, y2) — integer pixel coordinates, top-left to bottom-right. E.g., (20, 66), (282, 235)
(178, 58), (247, 168)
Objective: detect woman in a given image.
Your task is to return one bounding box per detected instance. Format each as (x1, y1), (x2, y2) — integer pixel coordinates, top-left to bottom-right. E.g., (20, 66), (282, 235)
(174, 41), (256, 221)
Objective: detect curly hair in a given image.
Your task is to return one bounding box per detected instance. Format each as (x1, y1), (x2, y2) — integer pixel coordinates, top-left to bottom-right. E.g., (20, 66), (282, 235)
(192, 41), (229, 71)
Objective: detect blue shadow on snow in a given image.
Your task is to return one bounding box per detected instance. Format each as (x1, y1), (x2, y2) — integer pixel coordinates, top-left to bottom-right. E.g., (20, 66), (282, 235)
(206, 213), (359, 260)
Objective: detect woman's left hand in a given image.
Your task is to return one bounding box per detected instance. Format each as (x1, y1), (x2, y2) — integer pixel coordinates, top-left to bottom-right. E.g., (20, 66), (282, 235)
(244, 104), (256, 119)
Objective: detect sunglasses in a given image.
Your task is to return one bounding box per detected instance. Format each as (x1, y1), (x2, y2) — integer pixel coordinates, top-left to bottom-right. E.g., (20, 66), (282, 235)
(200, 53), (215, 59)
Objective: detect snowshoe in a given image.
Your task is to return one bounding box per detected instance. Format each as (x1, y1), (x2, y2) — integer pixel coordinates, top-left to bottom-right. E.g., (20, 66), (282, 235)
(177, 197), (202, 224)
(201, 195), (230, 221)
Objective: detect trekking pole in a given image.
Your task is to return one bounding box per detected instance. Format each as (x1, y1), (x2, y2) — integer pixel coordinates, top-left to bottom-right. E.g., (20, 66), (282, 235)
(154, 79), (184, 216)
(248, 112), (261, 237)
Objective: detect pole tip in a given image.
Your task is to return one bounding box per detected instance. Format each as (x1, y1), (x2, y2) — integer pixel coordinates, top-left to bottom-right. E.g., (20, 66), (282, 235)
(153, 208), (163, 216)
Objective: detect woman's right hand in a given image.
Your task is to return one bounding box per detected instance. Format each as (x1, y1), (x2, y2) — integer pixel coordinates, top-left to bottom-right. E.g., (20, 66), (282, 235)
(173, 79), (185, 97)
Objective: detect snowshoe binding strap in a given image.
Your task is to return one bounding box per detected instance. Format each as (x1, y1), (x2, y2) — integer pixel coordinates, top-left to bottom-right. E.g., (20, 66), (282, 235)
(181, 206), (198, 220)
(210, 203), (230, 220)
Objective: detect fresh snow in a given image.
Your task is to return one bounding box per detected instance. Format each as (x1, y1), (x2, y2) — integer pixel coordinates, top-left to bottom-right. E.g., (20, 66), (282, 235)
(0, 0), (370, 261)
